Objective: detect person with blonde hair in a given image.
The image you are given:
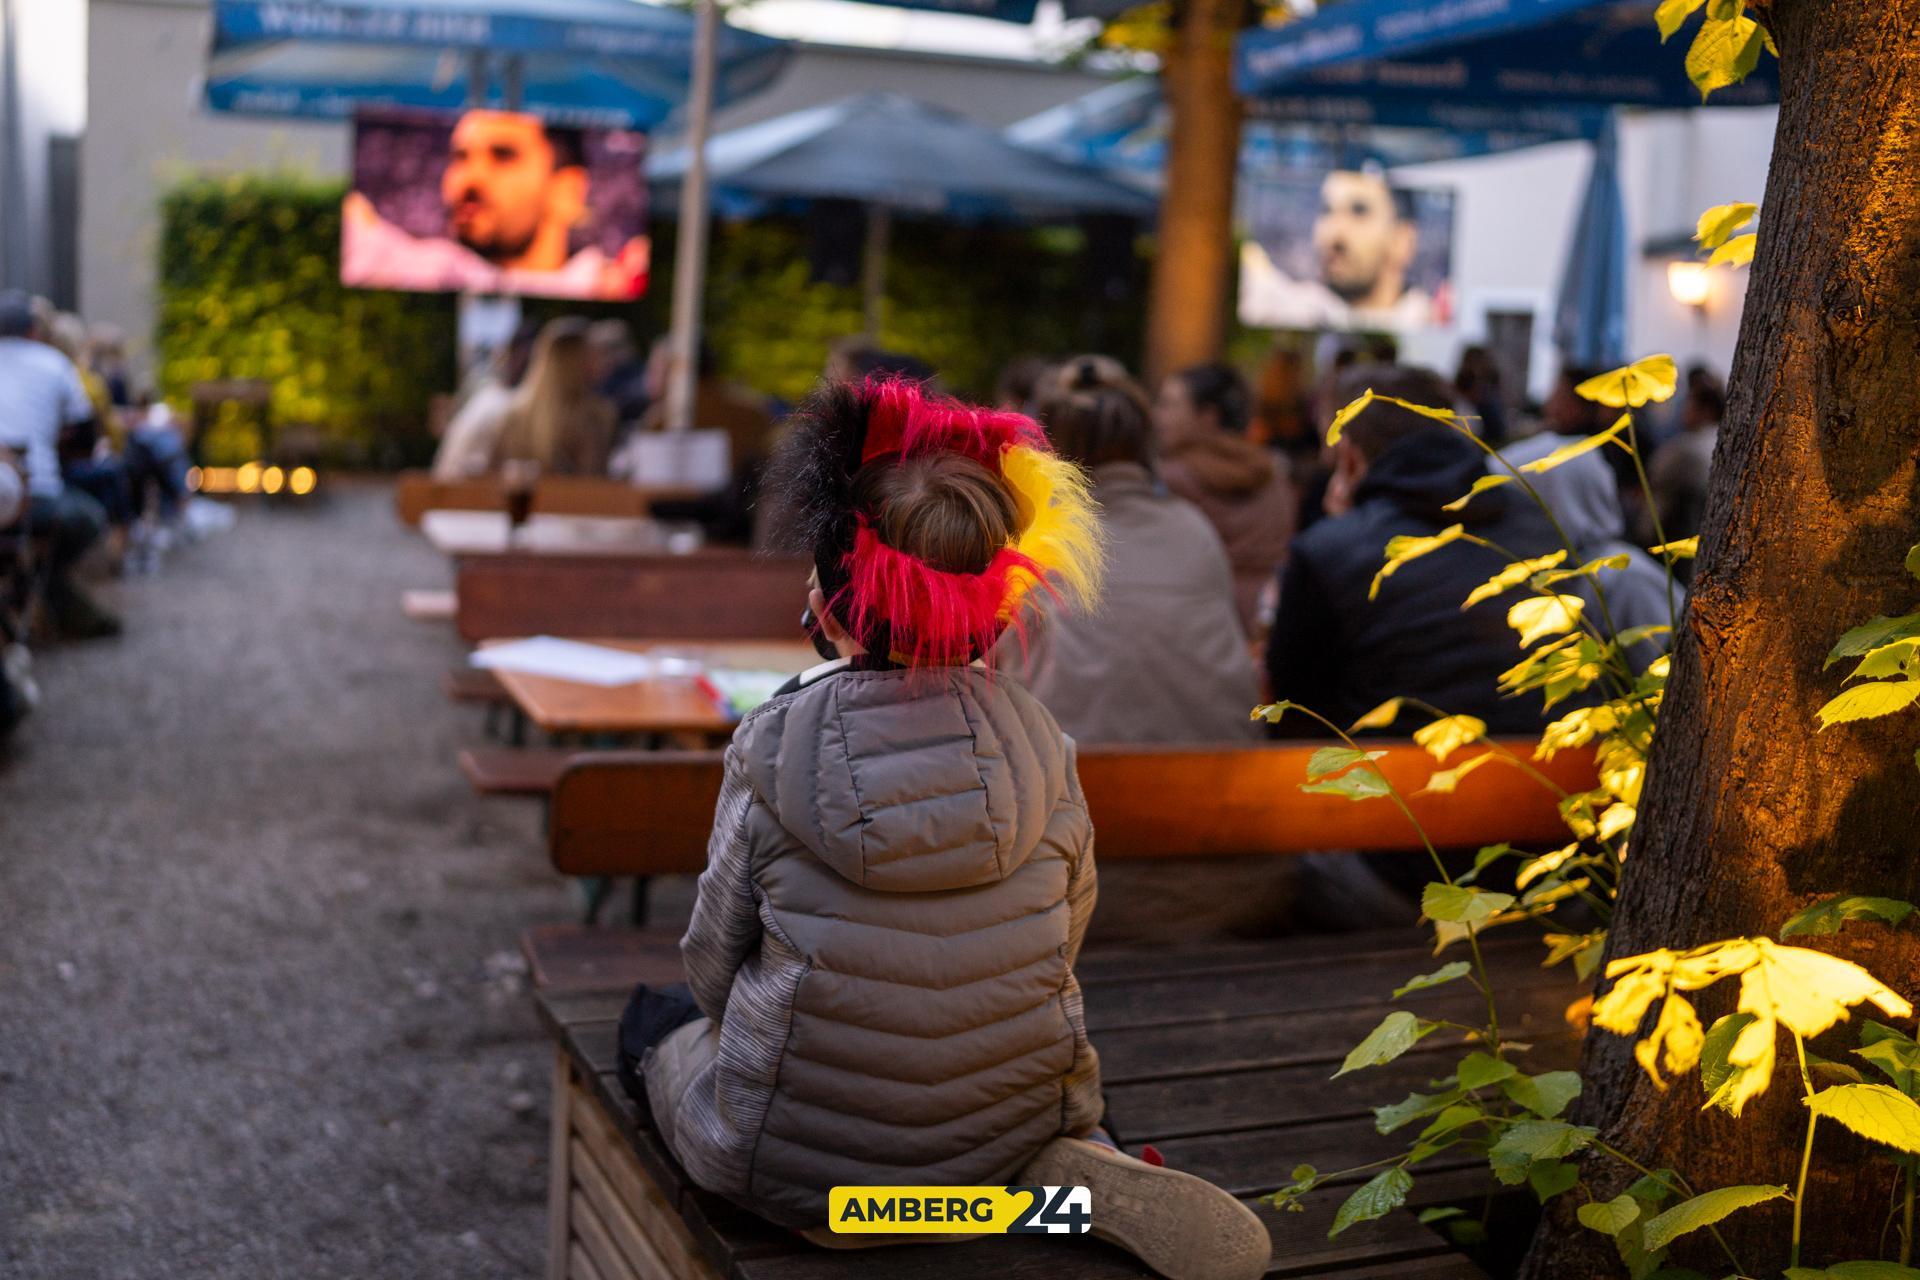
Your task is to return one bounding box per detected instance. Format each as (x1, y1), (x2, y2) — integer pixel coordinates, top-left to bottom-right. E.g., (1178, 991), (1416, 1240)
(489, 317), (617, 475)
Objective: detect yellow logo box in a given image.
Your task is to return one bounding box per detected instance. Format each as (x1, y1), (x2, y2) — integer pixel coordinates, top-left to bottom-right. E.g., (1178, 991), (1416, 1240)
(828, 1185), (1092, 1234)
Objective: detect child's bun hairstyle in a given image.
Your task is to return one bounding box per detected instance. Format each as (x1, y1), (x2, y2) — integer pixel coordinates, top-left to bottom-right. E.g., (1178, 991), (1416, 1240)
(773, 376), (1102, 668)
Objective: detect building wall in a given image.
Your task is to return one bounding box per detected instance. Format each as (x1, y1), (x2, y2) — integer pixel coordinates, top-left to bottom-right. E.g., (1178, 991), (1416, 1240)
(1392, 105), (1776, 402)
(81, 0), (1113, 369)
(3, 0), (87, 302)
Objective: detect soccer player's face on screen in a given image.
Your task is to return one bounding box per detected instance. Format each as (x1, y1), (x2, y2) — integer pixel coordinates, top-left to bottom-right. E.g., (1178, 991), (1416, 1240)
(442, 112), (570, 265)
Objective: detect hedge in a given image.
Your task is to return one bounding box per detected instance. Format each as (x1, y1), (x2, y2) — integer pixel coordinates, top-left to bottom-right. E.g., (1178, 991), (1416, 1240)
(154, 172), (1148, 465)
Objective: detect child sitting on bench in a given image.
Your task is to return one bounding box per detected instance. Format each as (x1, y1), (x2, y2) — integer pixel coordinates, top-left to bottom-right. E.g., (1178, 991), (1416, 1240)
(616, 378), (1270, 1280)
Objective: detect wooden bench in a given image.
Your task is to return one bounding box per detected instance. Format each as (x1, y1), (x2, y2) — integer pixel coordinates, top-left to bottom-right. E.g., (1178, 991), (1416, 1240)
(394, 471), (705, 527)
(526, 739), (1594, 1279)
(454, 551), (811, 644)
(543, 740), (1598, 877)
(535, 925), (1577, 1280)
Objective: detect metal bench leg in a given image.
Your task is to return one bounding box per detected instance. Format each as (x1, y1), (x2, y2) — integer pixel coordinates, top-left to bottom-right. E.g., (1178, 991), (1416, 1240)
(582, 877), (612, 925)
(629, 876), (651, 927)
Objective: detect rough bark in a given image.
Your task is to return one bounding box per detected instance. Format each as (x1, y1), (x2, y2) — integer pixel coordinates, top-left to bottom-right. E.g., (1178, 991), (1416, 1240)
(1143, 0), (1245, 385)
(1522, 2), (1920, 1275)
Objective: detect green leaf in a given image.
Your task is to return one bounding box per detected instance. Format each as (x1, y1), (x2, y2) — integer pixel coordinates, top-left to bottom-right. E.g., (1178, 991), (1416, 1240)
(1423, 882), (1517, 925)
(1306, 746), (1386, 780)
(1529, 1158), (1580, 1203)
(1699, 1012), (1758, 1112)
(1415, 1206), (1464, 1224)
(1780, 894), (1918, 938)
(1694, 200), (1757, 247)
(1374, 1088), (1466, 1134)
(1785, 1263), (1920, 1280)
(1441, 472), (1513, 513)
(1806, 1083), (1920, 1153)
(1301, 766), (1391, 801)
(1447, 1218), (1488, 1246)
(1577, 1193), (1642, 1236)
(1488, 1119), (1596, 1185)
(1328, 1166), (1413, 1237)
(1817, 680), (1920, 728)
(1334, 1011), (1435, 1078)
(1855, 1036), (1920, 1094)
(1392, 961), (1471, 999)
(1457, 1051), (1519, 1090)
(1503, 1070), (1583, 1119)
(1640, 1184), (1786, 1252)
(1826, 613), (1920, 667)
(1906, 543), (1920, 582)
(1415, 1103), (1485, 1145)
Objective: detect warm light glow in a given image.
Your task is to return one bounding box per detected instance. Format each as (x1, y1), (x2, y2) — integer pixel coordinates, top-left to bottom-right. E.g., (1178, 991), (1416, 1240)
(261, 466), (285, 495)
(290, 467), (317, 496)
(185, 467), (203, 492)
(1668, 261), (1712, 308)
(236, 462), (262, 494)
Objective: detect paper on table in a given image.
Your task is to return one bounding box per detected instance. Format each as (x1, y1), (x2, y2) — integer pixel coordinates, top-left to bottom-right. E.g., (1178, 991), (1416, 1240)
(472, 637), (681, 687)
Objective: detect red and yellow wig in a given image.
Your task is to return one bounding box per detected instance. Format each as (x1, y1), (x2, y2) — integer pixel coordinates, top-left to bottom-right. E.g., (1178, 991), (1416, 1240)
(778, 377), (1102, 668)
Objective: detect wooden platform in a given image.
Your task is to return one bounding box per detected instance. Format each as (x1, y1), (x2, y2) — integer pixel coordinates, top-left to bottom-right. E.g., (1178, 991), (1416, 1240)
(535, 928), (1583, 1279)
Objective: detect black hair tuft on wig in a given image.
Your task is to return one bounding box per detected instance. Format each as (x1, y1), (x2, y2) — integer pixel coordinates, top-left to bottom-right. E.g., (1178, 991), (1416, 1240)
(761, 379), (874, 599)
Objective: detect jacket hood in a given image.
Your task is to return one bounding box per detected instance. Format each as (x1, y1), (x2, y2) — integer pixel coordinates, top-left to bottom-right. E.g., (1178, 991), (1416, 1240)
(1165, 432), (1277, 495)
(1496, 434), (1626, 551)
(732, 666), (1072, 893)
(1356, 428), (1503, 526)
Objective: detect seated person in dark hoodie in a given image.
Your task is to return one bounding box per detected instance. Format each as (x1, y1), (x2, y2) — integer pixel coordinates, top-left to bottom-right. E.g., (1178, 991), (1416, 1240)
(1265, 364), (1567, 737)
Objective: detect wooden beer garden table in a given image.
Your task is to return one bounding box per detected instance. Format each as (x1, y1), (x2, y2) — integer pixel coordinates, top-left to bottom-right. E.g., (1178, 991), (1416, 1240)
(480, 640), (819, 738)
(422, 510), (679, 559)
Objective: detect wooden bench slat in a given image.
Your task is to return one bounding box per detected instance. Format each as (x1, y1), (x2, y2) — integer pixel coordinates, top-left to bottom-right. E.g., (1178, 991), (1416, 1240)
(1101, 1034), (1580, 1145)
(455, 552), (809, 644)
(1082, 939), (1562, 1034)
(547, 742), (1599, 877)
(572, 1135), (710, 1280)
(523, 924), (686, 993)
(461, 747), (574, 797)
(570, 1241), (608, 1280)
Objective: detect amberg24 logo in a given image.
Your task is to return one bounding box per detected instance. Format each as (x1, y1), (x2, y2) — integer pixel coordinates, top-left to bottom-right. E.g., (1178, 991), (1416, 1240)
(828, 1185), (1092, 1234)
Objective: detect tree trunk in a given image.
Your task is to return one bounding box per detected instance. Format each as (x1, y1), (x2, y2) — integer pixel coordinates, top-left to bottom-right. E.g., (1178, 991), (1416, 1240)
(1142, 0), (1244, 386)
(1522, 2), (1920, 1274)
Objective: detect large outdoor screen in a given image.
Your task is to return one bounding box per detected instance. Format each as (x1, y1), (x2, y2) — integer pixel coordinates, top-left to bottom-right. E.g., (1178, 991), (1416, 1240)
(343, 109), (650, 301)
(1238, 169), (1455, 332)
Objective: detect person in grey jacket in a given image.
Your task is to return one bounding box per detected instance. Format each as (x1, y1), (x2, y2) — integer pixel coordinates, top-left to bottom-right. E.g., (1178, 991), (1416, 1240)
(629, 378), (1271, 1280)
(1009, 357), (1262, 746)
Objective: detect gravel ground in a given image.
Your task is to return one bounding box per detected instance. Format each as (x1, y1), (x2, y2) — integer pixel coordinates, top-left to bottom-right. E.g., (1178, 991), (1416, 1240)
(0, 481), (623, 1279)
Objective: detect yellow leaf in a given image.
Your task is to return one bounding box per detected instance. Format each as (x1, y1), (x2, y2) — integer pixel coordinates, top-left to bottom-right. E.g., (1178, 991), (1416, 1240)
(1635, 994), (1706, 1086)
(1744, 939), (1912, 1040)
(1509, 595), (1587, 648)
(1655, 0), (1705, 40)
(1350, 698), (1405, 731)
(1649, 536), (1699, 559)
(1419, 752), (1498, 796)
(1519, 414), (1633, 473)
(1516, 844), (1580, 890)
(1694, 201), (1757, 249)
(1593, 957), (1673, 1036)
(1441, 473), (1513, 513)
(1817, 680), (1920, 729)
(1374, 394), (1464, 426)
(1370, 524), (1467, 600)
(1597, 803), (1638, 842)
(1464, 551), (1567, 611)
(1707, 233), (1756, 268)
(1325, 389), (1373, 446)
(1685, 12), (1766, 99)
(1414, 714), (1489, 763)
(1576, 356), (1679, 409)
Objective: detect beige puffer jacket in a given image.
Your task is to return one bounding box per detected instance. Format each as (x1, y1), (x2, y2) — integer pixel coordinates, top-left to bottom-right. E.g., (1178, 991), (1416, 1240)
(644, 660), (1103, 1228)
